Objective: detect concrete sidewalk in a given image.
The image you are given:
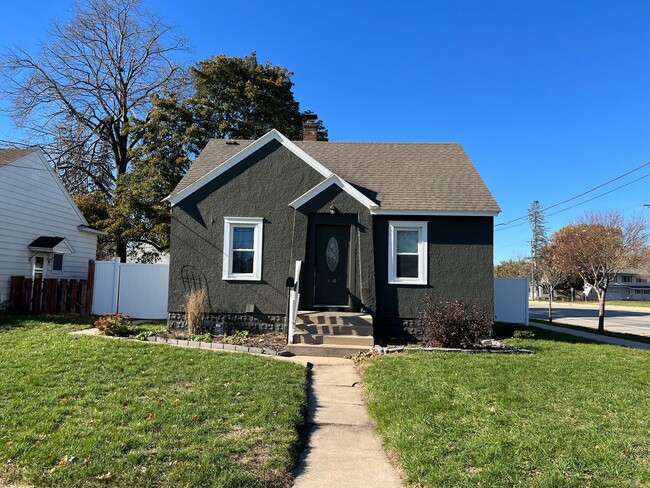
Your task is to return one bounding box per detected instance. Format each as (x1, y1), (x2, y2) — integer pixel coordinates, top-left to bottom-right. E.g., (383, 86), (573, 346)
(293, 358), (402, 488)
(532, 322), (650, 351)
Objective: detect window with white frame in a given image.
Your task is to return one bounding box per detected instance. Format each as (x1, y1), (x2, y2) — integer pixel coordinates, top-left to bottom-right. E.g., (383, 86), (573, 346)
(388, 221), (428, 285)
(222, 217), (263, 280)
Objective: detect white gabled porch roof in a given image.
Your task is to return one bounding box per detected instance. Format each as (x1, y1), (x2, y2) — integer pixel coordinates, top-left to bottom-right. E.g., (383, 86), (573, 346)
(288, 174), (378, 210)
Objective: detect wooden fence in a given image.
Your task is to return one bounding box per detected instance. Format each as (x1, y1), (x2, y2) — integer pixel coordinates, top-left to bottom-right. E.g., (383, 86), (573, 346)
(9, 260), (95, 315)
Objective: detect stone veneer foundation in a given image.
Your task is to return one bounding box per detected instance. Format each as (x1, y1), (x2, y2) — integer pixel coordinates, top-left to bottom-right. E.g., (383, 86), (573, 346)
(167, 312), (286, 335)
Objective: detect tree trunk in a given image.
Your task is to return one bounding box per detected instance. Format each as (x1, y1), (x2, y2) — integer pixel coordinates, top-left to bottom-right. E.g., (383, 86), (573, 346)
(117, 240), (127, 263)
(548, 286), (553, 323)
(597, 290), (606, 332)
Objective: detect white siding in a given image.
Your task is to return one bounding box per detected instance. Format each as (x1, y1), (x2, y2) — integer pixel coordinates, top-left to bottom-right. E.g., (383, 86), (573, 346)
(0, 151), (98, 302)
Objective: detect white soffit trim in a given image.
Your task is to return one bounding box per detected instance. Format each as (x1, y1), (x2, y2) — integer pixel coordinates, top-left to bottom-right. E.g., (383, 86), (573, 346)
(371, 209), (500, 217)
(164, 129), (334, 206)
(289, 174), (378, 210)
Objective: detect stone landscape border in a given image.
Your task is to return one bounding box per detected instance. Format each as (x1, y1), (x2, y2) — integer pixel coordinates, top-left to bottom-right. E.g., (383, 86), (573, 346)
(142, 335), (289, 357)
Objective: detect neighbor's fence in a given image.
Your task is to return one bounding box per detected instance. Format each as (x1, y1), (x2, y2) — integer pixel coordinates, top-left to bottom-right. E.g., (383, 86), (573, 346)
(9, 260), (95, 314)
(494, 277), (529, 325)
(92, 259), (169, 319)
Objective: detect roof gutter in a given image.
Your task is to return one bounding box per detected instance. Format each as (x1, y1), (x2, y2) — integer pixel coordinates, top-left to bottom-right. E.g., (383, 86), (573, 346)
(370, 209), (501, 217)
(78, 225), (108, 236)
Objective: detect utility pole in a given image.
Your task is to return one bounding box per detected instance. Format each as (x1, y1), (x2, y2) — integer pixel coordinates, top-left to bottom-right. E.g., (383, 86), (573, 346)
(531, 240), (536, 300)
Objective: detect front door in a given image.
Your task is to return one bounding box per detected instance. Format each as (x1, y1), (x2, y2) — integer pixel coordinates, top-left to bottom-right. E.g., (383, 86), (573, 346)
(314, 224), (350, 307)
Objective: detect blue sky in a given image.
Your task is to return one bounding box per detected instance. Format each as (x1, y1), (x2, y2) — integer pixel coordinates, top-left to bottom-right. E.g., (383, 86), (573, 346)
(1, 1), (649, 264)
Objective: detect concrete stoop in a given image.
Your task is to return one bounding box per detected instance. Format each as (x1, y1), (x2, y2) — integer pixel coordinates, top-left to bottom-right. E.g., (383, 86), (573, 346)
(287, 312), (375, 358)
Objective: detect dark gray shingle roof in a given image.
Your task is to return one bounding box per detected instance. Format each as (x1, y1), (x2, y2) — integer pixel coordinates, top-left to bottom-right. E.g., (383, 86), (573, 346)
(171, 139), (500, 213)
(0, 148), (38, 168)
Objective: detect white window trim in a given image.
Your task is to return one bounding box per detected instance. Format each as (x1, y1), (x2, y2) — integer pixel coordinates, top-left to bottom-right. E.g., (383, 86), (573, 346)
(388, 221), (428, 285)
(222, 217), (263, 281)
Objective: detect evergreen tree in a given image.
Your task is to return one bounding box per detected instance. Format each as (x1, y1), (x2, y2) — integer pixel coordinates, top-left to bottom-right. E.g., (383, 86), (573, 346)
(528, 200), (548, 299)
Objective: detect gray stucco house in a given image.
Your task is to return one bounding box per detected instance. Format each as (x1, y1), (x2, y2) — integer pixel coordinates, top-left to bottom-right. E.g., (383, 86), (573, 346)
(165, 123), (500, 352)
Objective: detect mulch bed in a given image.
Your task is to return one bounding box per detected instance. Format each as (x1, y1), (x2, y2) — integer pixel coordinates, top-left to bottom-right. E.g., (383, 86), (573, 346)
(159, 330), (288, 352)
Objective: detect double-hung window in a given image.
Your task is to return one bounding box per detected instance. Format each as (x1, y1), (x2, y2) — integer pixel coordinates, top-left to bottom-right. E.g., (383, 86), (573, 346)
(388, 221), (428, 285)
(223, 217), (263, 281)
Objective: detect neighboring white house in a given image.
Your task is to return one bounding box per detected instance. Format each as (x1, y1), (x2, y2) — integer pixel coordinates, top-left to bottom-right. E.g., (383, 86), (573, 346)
(584, 269), (650, 302)
(0, 147), (104, 306)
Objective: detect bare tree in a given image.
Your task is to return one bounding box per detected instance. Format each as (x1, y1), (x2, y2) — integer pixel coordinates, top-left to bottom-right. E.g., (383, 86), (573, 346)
(551, 211), (648, 331)
(0, 0), (189, 261)
(537, 243), (565, 322)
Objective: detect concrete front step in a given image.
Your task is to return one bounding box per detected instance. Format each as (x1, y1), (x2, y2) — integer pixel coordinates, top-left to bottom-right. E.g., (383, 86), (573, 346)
(287, 343), (373, 358)
(293, 332), (374, 346)
(297, 311), (373, 327)
(295, 323), (374, 336)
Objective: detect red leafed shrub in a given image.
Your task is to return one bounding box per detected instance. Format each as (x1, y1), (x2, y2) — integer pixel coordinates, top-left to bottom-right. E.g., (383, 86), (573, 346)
(419, 297), (493, 348)
(95, 313), (132, 336)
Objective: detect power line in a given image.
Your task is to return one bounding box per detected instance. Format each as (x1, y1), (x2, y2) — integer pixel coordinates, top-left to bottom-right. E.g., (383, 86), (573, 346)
(495, 171), (650, 232)
(494, 160), (650, 228)
(545, 172), (650, 218)
(0, 138), (38, 148)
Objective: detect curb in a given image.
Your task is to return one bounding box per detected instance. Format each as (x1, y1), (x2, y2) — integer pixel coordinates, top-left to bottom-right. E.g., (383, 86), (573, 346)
(374, 344), (533, 355)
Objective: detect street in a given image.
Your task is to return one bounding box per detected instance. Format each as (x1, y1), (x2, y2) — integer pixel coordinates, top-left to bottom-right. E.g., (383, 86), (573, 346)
(529, 301), (650, 337)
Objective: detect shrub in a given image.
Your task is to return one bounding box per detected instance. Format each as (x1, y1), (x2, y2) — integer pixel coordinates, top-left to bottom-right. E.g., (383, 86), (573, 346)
(190, 332), (213, 343)
(513, 329), (536, 339)
(185, 289), (206, 335)
(221, 330), (249, 345)
(95, 313), (131, 336)
(419, 297), (493, 348)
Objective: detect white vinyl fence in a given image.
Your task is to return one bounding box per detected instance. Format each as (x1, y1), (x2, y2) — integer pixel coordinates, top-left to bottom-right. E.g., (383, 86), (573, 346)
(494, 277), (529, 325)
(92, 259), (169, 319)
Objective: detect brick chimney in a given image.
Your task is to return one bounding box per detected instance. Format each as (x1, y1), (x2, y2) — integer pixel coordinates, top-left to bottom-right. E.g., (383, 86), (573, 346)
(302, 113), (318, 141)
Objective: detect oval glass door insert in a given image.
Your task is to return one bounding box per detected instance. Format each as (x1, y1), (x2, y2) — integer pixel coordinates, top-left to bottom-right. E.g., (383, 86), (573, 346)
(326, 237), (339, 272)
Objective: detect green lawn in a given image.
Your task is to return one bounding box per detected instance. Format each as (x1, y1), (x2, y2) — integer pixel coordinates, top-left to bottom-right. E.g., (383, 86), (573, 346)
(0, 316), (307, 487)
(363, 326), (650, 487)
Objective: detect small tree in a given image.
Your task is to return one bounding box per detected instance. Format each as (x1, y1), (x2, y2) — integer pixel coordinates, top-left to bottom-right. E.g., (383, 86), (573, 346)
(551, 211), (648, 331)
(537, 243), (565, 322)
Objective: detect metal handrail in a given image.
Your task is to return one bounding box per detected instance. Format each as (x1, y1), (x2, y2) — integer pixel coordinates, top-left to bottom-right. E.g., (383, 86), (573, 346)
(287, 260), (302, 344)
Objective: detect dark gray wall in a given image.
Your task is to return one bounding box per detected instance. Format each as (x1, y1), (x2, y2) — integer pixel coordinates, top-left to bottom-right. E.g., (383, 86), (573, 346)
(169, 140), (325, 314)
(373, 216), (494, 329)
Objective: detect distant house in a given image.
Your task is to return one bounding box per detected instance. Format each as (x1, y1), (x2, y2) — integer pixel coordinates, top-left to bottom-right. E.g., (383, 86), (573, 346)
(0, 148), (105, 307)
(163, 121), (500, 353)
(584, 269), (650, 302)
